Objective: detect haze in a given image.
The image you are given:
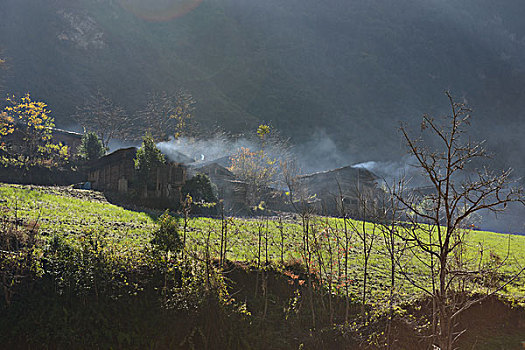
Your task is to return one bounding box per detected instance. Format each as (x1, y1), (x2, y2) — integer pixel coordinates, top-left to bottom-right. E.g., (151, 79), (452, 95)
(1, 0), (524, 231)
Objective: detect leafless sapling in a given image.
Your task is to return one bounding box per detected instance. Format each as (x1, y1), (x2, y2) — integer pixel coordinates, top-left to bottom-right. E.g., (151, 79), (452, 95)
(396, 91), (525, 350)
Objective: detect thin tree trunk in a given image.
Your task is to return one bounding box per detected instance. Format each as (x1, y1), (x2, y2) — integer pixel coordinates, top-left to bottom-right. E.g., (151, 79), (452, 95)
(279, 216), (285, 265)
(344, 216), (350, 324)
(303, 215), (316, 329)
(265, 216), (269, 266)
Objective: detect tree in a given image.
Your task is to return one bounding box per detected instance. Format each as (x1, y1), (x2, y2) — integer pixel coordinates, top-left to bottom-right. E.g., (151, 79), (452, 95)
(229, 146), (277, 209)
(75, 90), (135, 149)
(151, 210), (182, 254)
(3, 93), (68, 166)
(280, 156), (319, 327)
(0, 54), (11, 144)
(346, 186), (379, 322)
(228, 124), (285, 210)
(134, 133), (166, 195)
(137, 90), (196, 142)
(182, 174), (218, 204)
(0, 110), (14, 142)
(171, 89), (196, 139)
(396, 91), (524, 349)
(76, 132), (106, 162)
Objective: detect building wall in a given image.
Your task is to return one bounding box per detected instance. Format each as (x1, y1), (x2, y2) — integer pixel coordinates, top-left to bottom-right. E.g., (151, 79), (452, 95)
(88, 150), (186, 202)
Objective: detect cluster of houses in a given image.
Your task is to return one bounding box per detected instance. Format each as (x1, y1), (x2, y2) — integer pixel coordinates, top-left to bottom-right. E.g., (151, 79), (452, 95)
(4, 127), (382, 216)
(86, 147), (381, 216)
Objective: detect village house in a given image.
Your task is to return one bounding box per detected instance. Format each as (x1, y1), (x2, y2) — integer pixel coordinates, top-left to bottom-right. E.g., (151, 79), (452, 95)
(88, 147), (186, 202)
(189, 162), (246, 212)
(3, 125), (83, 156)
(297, 165), (380, 217)
(189, 161), (288, 213)
(50, 128), (83, 154)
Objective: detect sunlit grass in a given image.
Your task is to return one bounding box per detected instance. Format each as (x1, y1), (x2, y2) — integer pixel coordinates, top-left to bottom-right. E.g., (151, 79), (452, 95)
(2, 182), (524, 303)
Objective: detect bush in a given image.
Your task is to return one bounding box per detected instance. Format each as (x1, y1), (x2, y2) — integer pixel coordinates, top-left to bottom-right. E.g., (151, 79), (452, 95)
(0, 212), (40, 306)
(151, 210), (182, 254)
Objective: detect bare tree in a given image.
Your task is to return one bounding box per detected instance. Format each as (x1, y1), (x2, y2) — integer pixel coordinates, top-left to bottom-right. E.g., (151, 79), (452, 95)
(137, 90), (196, 142)
(75, 90), (135, 148)
(345, 184), (380, 322)
(280, 157), (318, 327)
(396, 91), (524, 349)
(375, 179), (409, 349)
(334, 178), (355, 324)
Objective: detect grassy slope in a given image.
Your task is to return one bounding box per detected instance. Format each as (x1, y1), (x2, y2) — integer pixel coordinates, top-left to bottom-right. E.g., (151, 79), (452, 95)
(2, 182), (525, 304)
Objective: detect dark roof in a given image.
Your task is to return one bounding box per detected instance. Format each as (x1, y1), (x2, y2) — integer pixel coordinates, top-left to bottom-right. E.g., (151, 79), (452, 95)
(299, 165), (379, 181)
(90, 147), (137, 169)
(52, 128), (83, 138)
(164, 150), (195, 164)
(90, 146), (190, 170)
(191, 162), (235, 178)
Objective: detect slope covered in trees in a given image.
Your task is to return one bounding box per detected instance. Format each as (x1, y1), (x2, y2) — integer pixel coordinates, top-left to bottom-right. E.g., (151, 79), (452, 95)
(0, 0), (524, 173)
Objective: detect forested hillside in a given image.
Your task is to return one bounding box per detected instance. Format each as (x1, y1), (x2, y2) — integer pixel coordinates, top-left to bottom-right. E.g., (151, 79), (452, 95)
(1, 0), (525, 171)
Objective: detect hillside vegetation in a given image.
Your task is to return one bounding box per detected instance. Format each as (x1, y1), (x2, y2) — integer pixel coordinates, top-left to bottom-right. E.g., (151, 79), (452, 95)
(1, 183), (525, 348)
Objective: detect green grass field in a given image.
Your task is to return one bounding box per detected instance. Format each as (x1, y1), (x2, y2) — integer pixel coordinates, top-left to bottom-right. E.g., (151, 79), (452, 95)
(2, 183), (525, 304)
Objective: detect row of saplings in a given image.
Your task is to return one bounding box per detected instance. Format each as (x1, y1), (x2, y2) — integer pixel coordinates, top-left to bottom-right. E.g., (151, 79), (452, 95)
(0, 205), (377, 349)
(3, 206), (521, 349)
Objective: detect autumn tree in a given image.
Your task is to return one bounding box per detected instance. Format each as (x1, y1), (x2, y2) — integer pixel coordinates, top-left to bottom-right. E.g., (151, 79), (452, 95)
(0, 53), (11, 143)
(0, 110), (14, 144)
(396, 91), (524, 349)
(228, 125), (282, 210)
(3, 93), (68, 166)
(75, 90), (135, 149)
(137, 90), (196, 142)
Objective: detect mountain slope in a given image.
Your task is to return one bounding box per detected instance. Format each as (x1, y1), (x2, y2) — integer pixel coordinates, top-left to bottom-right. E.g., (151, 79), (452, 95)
(1, 0), (525, 172)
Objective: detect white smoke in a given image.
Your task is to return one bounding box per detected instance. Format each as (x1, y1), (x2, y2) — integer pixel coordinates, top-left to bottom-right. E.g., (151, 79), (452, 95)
(351, 156), (428, 187)
(156, 134), (257, 166)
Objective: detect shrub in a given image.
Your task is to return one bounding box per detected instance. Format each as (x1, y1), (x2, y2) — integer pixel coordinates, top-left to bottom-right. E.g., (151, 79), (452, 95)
(0, 213), (40, 306)
(151, 211), (182, 254)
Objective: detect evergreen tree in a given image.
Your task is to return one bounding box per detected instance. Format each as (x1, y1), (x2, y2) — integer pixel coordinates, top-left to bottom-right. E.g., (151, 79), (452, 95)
(134, 134), (165, 190)
(182, 173), (218, 203)
(77, 132), (105, 161)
